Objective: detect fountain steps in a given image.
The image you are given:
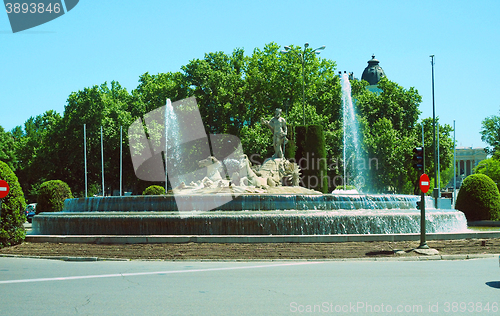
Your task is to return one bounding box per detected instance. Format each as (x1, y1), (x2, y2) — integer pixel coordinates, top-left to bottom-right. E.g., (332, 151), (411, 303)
(31, 194), (468, 236)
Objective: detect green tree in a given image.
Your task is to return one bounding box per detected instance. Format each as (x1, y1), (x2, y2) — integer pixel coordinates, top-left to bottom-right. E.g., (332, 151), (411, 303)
(361, 117), (414, 193)
(480, 110), (500, 155)
(354, 77), (421, 137)
(242, 43), (341, 185)
(11, 110), (62, 201)
(415, 118), (454, 193)
(474, 157), (500, 190)
(182, 49), (246, 136)
(350, 77), (425, 193)
(0, 126), (16, 171)
(132, 71), (191, 117)
(56, 81), (135, 196)
(10, 42), (433, 196)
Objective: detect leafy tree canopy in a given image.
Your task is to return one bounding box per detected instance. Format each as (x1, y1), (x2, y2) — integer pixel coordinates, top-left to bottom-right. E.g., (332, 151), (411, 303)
(480, 109), (500, 155)
(10, 42), (441, 195)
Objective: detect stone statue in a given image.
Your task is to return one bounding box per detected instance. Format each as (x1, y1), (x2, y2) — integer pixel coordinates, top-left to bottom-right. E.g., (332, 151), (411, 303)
(261, 108), (288, 158)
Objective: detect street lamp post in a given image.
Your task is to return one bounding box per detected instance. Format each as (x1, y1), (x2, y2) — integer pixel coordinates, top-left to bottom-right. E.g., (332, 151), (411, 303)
(281, 43), (325, 126)
(430, 54), (438, 208)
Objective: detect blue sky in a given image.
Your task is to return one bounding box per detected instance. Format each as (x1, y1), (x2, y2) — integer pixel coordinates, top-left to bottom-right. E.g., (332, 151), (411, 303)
(1, 0), (499, 149)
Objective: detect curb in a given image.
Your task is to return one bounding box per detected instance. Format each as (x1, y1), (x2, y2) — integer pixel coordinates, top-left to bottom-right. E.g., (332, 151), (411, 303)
(25, 231), (500, 244)
(0, 254), (129, 262)
(1, 253), (498, 262)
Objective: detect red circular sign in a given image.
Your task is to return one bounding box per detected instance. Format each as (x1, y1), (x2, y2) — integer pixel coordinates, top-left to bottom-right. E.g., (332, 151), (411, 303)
(419, 174), (430, 193)
(0, 180), (10, 199)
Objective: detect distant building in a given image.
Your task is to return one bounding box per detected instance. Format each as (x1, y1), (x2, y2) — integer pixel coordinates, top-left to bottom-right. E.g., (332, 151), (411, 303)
(361, 55), (385, 93)
(455, 146), (487, 176)
(448, 147), (488, 189)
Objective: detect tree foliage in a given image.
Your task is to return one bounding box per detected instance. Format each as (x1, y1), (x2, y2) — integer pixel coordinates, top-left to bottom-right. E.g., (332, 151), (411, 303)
(11, 110), (62, 201)
(350, 78), (452, 194)
(474, 157), (500, 191)
(0, 127), (16, 172)
(480, 110), (500, 155)
(8, 42), (441, 196)
(37, 180), (73, 213)
(0, 160), (26, 248)
(455, 174), (500, 221)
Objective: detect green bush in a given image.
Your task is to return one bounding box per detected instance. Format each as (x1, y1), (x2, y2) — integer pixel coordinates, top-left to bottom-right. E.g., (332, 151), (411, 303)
(455, 174), (500, 221)
(0, 160), (26, 248)
(142, 185), (165, 195)
(333, 185), (357, 191)
(37, 180), (74, 213)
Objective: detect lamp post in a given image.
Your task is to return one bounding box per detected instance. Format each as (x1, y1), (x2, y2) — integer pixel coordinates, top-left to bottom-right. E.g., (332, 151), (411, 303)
(430, 54), (438, 208)
(281, 43), (326, 126)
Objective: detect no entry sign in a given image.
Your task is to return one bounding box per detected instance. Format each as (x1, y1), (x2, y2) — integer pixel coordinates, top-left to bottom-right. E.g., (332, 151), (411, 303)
(0, 180), (10, 199)
(419, 174), (430, 193)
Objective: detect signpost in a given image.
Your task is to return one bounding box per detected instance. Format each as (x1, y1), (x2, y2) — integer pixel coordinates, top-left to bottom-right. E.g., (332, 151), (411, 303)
(0, 180), (10, 223)
(418, 174), (430, 249)
(419, 174), (430, 194)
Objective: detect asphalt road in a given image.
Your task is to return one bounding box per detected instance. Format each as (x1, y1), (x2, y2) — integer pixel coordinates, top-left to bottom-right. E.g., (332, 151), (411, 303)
(1, 257), (499, 315)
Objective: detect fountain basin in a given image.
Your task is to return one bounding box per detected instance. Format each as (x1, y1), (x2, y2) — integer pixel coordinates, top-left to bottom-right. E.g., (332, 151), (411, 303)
(32, 209), (467, 235)
(31, 194), (468, 235)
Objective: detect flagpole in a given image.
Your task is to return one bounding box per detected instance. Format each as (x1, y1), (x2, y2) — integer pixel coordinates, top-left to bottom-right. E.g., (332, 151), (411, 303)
(120, 126), (123, 196)
(101, 126), (105, 196)
(84, 124), (87, 197)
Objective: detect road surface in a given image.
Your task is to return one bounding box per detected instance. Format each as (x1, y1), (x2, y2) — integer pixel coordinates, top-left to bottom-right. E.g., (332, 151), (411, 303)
(1, 257), (499, 315)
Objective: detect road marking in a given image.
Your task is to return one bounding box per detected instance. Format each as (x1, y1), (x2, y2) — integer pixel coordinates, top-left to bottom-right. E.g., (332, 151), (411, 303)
(0, 261), (324, 285)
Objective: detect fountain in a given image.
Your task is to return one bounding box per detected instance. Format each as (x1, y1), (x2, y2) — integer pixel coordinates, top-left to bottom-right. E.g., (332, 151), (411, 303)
(31, 96), (469, 237)
(32, 194), (467, 235)
(341, 72), (366, 190)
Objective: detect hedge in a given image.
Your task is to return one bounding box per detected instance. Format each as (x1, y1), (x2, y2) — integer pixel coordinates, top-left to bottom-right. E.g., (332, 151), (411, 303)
(294, 125), (328, 193)
(0, 160), (26, 248)
(37, 180), (74, 213)
(455, 174), (500, 221)
(142, 185), (166, 195)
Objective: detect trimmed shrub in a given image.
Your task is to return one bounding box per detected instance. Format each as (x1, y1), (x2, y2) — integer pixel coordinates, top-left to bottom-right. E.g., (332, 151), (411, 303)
(142, 185), (165, 195)
(284, 124), (296, 159)
(0, 160), (26, 248)
(37, 180), (74, 213)
(294, 125), (328, 193)
(455, 174), (500, 221)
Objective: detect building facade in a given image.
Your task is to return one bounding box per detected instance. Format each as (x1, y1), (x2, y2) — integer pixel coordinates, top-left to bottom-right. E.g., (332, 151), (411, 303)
(455, 146), (488, 177)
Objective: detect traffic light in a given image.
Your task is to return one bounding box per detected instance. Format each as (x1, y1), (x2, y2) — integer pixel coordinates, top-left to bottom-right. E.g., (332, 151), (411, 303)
(412, 147), (424, 171)
(416, 200), (421, 210)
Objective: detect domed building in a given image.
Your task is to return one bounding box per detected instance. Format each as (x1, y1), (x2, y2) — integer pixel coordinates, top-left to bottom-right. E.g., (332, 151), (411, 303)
(361, 55), (385, 92)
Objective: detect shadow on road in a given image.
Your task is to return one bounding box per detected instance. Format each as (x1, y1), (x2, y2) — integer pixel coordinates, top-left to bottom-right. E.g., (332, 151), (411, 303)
(485, 281), (500, 289)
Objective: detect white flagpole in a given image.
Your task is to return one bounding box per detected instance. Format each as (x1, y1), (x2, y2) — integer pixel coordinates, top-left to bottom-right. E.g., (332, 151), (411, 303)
(101, 126), (105, 196)
(84, 124), (87, 197)
(120, 126), (123, 196)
